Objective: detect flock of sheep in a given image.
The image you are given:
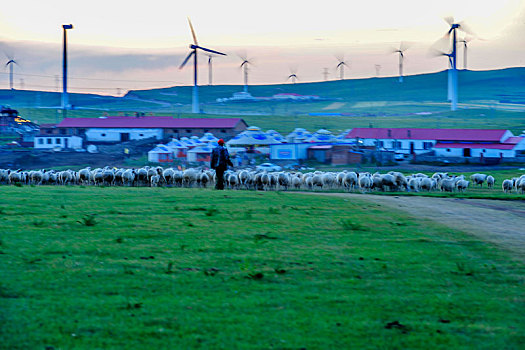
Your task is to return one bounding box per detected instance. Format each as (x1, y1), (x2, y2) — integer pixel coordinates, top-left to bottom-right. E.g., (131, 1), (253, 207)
(1, 166), (524, 194)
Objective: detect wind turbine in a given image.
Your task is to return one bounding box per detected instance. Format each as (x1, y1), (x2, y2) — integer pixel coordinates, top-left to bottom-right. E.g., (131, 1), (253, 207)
(432, 17), (472, 111)
(239, 55), (253, 93)
(5, 58), (17, 90)
(207, 55), (213, 86)
(287, 68), (298, 84)
(458, 36), (473, 70)
(392, 42), (410, 83)
(335, 55), (348, 80)
(179, 18), (226, 113)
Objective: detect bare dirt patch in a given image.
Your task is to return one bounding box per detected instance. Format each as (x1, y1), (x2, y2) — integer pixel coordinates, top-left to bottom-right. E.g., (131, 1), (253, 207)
(295, 192), (525, 261)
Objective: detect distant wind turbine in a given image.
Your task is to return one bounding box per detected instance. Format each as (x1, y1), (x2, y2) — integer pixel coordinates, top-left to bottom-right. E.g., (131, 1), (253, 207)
(335, 55), (349, 80)
(239, 55), (253, 93)
(392, 42), (410, 83)
(207, 55), (213, 86)
(458, 36), (474, 70)
(430, 16), (475, 111)
(287, 68), (298, 84)
(179, 18), (226, 113)
(5, 57), (18, 90)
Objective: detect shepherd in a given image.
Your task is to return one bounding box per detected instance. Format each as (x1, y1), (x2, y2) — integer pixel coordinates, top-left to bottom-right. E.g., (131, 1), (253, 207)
(210, 139), (233, 190)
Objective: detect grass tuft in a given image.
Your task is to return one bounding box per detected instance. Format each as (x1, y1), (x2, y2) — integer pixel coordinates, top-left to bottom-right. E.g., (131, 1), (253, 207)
(340, 219), (368, 231)
(77, 214), (97, 227)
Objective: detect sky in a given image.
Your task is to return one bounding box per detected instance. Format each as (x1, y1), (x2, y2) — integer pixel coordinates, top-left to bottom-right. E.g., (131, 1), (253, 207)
(0, 0), (524, 95)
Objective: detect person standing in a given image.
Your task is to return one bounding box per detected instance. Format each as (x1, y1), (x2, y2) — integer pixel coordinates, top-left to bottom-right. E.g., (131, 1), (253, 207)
(210, 139), (233, 190)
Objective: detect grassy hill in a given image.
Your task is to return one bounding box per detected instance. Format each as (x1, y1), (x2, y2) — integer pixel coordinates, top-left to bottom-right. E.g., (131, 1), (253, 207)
(1, 68), (524, 134)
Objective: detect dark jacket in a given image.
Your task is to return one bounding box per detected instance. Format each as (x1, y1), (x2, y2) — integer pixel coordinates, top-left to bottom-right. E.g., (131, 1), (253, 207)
(211, 145), (233, 170)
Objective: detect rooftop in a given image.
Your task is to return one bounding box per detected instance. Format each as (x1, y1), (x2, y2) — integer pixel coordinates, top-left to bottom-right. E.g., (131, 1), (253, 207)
(56, 116), (246, 129)
(346, 128), (510, 142)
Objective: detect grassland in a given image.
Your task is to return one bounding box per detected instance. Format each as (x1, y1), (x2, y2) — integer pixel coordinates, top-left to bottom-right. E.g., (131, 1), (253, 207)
(1, 67), (523, 135)
(0, 187), (523, 349)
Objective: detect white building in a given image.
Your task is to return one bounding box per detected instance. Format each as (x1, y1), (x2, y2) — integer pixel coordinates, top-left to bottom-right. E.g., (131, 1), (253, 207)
(34, 135), (83, 150)
(345, 128), (524, 158)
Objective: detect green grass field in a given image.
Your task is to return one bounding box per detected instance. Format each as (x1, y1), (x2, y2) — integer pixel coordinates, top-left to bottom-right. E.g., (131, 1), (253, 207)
(0, 187), (523, 349)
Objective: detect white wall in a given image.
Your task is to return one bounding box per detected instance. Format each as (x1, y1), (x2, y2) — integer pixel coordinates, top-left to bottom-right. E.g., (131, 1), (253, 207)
(434, 147), (515, 158)
(85, 128), (163, 142)
(34, 136), (82, 149)
(355, 138), (435, 154)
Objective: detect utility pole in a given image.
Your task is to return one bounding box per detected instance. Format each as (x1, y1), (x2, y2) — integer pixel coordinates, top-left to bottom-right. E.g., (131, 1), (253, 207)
(62, 24), (74, 111)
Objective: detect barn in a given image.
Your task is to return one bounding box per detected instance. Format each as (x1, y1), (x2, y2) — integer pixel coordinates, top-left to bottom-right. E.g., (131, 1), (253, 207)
(50, 116), (248, 143)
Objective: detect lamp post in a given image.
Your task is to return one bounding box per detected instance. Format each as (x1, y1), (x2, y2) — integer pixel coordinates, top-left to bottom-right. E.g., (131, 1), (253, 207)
(62, 24), (73, 111)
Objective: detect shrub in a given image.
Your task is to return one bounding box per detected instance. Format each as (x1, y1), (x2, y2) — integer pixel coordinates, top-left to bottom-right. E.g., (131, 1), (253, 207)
(340, 219), (368, 231)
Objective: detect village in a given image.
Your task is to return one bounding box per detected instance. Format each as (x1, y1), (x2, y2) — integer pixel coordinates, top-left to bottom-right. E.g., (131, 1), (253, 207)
(16, 111), (524, 168)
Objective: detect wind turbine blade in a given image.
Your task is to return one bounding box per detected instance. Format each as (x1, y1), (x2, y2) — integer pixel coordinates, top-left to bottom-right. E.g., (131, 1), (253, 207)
(195, 46), (226, 56)
(179, 51), (194, 70)
(187, 18), (198, 46)
(444, 16), (454, 25)
(399, 41), (412, 52)
(458, 21), (476, 36)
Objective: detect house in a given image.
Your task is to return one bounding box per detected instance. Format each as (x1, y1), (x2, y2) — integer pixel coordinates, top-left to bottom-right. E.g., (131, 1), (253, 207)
(345, 128), (525, 158)
(52, 116), (248, 143)
(34, 134), (83, 150)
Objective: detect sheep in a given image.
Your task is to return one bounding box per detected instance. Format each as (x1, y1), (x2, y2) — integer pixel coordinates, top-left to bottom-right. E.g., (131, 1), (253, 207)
(470, 173), (488, 187)
(502, 179), (513, 193)
(456, 179), (469, 192)
(277, 172), (290, 191)
(516, 177), (525, 194)
(408, 177), (421, 192)
(8, 170), (23, 185)
(420, 177), (432, 192)
(343, 172), (358, 191)
(122, 169), (136, 187)
(486, 175), (495, 189)
(358, 174), (371, 192)
(440, 178), (456, 192)
(150, 174), (161, 187)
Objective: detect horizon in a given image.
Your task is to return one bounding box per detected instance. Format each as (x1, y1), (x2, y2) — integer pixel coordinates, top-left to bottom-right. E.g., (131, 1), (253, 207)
(0, 0), (524, 96)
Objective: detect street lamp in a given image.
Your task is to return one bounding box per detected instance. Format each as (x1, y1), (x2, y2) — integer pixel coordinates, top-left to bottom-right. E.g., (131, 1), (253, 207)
(62, 24), (73, 111)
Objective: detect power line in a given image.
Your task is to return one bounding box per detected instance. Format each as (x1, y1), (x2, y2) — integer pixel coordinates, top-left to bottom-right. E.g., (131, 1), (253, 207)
(0, 72), (182, 84)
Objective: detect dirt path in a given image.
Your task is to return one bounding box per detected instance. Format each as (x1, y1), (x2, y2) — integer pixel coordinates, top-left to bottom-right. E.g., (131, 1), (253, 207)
(295, 192), (525, 261)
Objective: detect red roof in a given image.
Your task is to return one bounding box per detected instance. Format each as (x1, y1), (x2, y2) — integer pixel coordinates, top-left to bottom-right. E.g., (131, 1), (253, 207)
(56, 116), (246, 129)
(434, 143), (515, 150)
(345, 128), (508, 142)
(503, 136), (524, 144)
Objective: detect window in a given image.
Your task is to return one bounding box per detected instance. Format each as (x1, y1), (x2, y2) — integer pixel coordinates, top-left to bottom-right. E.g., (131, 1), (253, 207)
(482, 149), (486, 153)
(172, 129), (178, 133)
(38, 139), (43, 145)
(101, 133), (106, 137)
(204, 129), (209, 133)
(60, 129), (66, 135)
(139, 133), (144, 137)
(446, 148), (451, 152)
(186, 129), (191, 133)
(221, 129), (226, 133)
(47, 138), (52, 144)
(387, 129), (392, 137)
(46, 129), (52, 134)
(55, 138), (61, 144)
(423, 142), (433, 150)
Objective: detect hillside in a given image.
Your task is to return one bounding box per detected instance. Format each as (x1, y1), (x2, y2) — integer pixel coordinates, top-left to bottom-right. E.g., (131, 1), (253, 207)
(1, 68), (524, 134)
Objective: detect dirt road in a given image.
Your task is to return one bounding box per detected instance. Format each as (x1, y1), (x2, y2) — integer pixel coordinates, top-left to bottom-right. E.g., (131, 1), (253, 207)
(297, 192), (525, 261)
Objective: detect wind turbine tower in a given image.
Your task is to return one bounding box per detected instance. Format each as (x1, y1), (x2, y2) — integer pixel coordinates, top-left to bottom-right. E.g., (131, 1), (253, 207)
(393, 42), (409, 83)
(287, 70), (298, 84)
(336, 56), (348, 80)
(207, 55), (213, 86)
(458, 37), (472, 70)
(442, 17), (472, 111)
(5, 59), (17, 90)
(240, 57), (252, 93)
(179, 18), (226, 113)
